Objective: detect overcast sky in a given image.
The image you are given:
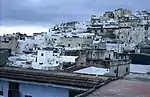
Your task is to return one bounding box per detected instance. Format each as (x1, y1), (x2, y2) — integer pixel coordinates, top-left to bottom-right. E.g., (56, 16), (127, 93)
(0, 0), (150, 34)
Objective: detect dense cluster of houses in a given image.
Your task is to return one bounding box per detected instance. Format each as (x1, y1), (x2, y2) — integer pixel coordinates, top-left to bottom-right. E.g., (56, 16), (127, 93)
(0, 8), (150, 73)
(0, 8), (150, 97)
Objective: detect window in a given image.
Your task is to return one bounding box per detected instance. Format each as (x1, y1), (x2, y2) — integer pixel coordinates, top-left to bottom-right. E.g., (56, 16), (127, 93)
(126, 68), (129, 73)
(0, 91), (3, 96)
(56, 61), (58, 64)
(78, 44), (80, 46)
(122, 36), (123, 38)
(41, 53), (44, 56)
(53, 54), (57, 56)
(25, 95), (32, 97)
(35, 57), (37, 62)
(114, 70), (117, 73)
(68, 44), (70, 47)
(93, 54), (95, 56)
(39, 63), (43, 65)
(129, 40), (130, 42)
(109, 54), (111, 58)
(95, 46), (97, 49)
(95, 30), (97, 33)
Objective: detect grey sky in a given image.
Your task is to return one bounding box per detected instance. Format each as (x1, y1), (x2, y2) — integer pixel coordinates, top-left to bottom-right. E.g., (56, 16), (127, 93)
(1, 0), (150, 26)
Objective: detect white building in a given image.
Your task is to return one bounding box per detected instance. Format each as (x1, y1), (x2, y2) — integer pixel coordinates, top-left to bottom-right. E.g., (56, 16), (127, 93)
(103, 19), (119, 28)
(114, 26), (146, 51)
(33, 34), (46, 50)
(8, 54), (36, 68)
(106, 43), (123, 53)
(32, 47), (60, 70)
(60, 56), (78, 64)
(130, 64), (150, 73)
(135, 11), (150, 24)
(60, 37), (93, 50)
(0, 35), (18, 55)
(17, 37), (34, 53)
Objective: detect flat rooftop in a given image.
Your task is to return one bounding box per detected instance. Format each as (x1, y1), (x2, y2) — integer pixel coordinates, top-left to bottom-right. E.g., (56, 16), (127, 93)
(86, 73), (150, 97)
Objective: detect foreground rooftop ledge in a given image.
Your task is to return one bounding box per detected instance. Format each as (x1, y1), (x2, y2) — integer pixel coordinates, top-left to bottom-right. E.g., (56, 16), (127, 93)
(76, 73), (150, 97)
(0, 78), (88, 91)
(0, 66), (113, 90)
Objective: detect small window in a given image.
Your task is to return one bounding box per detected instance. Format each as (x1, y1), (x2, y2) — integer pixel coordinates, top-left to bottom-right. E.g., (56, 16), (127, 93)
(41, 53), (44, 56)
(126, 68), (129, 73)
(68, 44), (70, 47)
(39, 63), (43, 65)
(122, 36), (123, 38)
(35, 57), (37, 62)
(93, 54), (95, 56)
(95, 30), (97, 33)
(109, 54), (111, 58)
(114, 70), (117, 73)
(0, 91), (3, 96)
(25, 95), (32, 97)
(95, 46), (97, 49)
(56, 61), (58, 64)
(129, 40), (130, 42)
(78, 44), (80, 46)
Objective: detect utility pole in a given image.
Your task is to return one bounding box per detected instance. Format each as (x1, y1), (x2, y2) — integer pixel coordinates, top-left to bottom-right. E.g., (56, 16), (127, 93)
(116, 16), (121, 77)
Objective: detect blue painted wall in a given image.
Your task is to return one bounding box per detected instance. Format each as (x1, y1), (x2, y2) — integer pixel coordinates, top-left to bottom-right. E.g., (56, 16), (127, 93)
(0, 80), (9, 97)
(19, 83), (69, 97)
(0, 80), (69, 97)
